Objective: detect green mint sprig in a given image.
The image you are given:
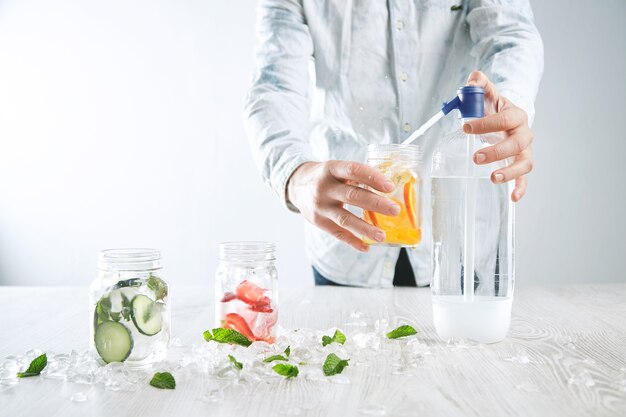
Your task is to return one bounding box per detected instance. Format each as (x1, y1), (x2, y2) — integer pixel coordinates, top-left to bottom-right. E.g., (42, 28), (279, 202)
(263, 355), (288, 363)
(203, 328), (252, 347)
(322, 353), (349, 376)
(147, 275), (168, 301)
(322, 329), (346, 347)
(451, 4), (463, 11)
(228, 354), (243, 370)
(386, 325), (418, 339)
(263, 345), (291, 363)
(272, 363), (299, 378)
(17, 353), (47, 378)
(150, 372), (176, 389)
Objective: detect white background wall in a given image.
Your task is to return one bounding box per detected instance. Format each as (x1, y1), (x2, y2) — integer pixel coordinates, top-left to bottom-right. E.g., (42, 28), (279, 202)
(0, 0), (624, 287)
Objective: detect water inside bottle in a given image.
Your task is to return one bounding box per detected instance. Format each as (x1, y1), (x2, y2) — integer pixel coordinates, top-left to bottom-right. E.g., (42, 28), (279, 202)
(431, 177), (514, 343)
(432, 295), (512, 344)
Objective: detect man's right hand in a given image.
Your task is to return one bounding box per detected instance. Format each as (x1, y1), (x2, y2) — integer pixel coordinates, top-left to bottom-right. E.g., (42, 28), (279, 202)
(286, 161), (401, 252)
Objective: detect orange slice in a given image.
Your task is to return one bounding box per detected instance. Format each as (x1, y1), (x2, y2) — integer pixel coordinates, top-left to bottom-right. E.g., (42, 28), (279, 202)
(364, 210), (379, 227)
(404, 179), (417, 229)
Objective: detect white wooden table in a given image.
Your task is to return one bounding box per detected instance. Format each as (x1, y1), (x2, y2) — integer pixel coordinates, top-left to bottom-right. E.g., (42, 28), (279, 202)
(1, 285), (625, 417)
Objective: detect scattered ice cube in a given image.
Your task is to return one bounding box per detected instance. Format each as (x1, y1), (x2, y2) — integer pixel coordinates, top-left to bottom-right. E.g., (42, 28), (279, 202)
(504, 345), (530, 364)
(350, 311), (365, 319)
(24, 349), (44, 361)
(358, 405), (387, 416)
(70, 392), (88, 402)
(514, 383), (539, 392)
(279, 406), (302, 415)
(170, 337), (184, 347)
(568, 370), (595, 387)
(445, 338), (482, 350)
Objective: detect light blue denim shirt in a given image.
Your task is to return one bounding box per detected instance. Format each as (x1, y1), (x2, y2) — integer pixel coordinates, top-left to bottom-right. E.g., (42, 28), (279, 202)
(244, 0), (543, 287)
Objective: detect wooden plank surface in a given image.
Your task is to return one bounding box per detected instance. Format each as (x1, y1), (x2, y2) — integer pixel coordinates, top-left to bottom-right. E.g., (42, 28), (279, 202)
(0, 285), (625, 417)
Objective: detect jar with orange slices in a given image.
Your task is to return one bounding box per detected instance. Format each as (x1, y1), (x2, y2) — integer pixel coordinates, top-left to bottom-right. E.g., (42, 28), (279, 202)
(362, 144), (422, 247)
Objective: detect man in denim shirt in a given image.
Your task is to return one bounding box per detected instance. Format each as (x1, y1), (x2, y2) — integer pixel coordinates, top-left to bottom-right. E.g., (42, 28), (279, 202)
(244, 0), (543, 287)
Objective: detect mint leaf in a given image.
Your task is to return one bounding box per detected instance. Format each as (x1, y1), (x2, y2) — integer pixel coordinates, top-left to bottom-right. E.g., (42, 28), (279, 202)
(149, 372), (176, 389)
(451, 4), (463, 11)
(96, 295), (112, 324)
(120, 293), (132, 321)
(322, 329), (346, 347)
(147, 275), (168, 301)
(284, 345), (291, 358)
(272, 363), (299, 378)
(263, 355), (288, 363)
(323, 353), (349, 376)
(203, 328), (252, 347)
(386, 325), (418, 339)
(228, 354), (243, 370)
(17, 354), (47, 378)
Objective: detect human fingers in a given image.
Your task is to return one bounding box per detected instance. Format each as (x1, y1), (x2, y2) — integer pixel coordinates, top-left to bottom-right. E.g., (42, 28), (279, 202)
(512, 175), (528, 202)
(326, 160), (394, 193)
(489, 153), (533, 184)
(473, 130), (533, 165)
(463, 106), (528, 135)
(313, 216), (371, 252)
(322, 206), (386, 244)
(466, 70), (499, 103)
(329, 183), (401, 216)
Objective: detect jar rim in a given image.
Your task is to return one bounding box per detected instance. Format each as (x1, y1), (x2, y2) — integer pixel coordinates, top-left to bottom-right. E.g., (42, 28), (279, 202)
(218, 241), (276, 261)
(367, 143), (422, 161)
(98, 248), (161, 271)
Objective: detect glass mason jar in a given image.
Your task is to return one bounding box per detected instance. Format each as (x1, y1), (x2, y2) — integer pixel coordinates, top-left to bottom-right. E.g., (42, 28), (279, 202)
(362, 143), (423, 247)
(215, 242), (278, 343)
(431, 120), (515, 343)
(89, 249), (170, 367)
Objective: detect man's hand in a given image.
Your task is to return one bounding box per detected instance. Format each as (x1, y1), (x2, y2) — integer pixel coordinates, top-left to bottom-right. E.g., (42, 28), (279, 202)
(287, 161), (401, 252)
(464, 71), (534, 202)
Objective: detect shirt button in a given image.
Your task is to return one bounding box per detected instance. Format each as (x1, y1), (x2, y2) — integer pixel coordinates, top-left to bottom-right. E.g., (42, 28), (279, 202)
(396, 20), (404, 30)
(400, 72), (408, 81)
(403, 123), (412, 132)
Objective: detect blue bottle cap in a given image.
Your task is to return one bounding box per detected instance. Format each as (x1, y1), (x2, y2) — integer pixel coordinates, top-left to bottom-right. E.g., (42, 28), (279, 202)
(441, 86), (485, 118)
(456, 86), (485, 118)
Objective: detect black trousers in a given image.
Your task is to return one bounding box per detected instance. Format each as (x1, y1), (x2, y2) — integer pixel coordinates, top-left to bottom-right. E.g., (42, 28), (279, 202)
(313, 248), (416, 287)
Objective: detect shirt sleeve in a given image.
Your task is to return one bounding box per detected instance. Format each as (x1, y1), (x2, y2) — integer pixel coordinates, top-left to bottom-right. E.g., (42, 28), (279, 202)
(466, 0), (544, 125)
(243, 0), (317, 212)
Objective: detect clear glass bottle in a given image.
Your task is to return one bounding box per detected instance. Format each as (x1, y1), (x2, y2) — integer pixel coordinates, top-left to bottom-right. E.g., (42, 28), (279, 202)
(89, 249), (170, 367)
(431, 114), (515, 343)
(215, 242), (278, 343)
(362, 143), (423, 247)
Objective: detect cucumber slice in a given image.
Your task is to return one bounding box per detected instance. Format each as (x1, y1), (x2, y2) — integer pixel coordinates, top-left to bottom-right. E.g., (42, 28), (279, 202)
(131, 294), (162, 336)
(94, 321), (133, 363)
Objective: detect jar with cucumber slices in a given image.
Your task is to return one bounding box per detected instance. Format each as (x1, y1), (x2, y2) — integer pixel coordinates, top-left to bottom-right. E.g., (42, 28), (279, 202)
(89, 249), (170, 367)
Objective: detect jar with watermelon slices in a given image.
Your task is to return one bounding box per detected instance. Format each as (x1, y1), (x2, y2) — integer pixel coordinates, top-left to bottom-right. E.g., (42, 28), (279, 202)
(215, 242), (278, 343)
(362, 143), (423, 247)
